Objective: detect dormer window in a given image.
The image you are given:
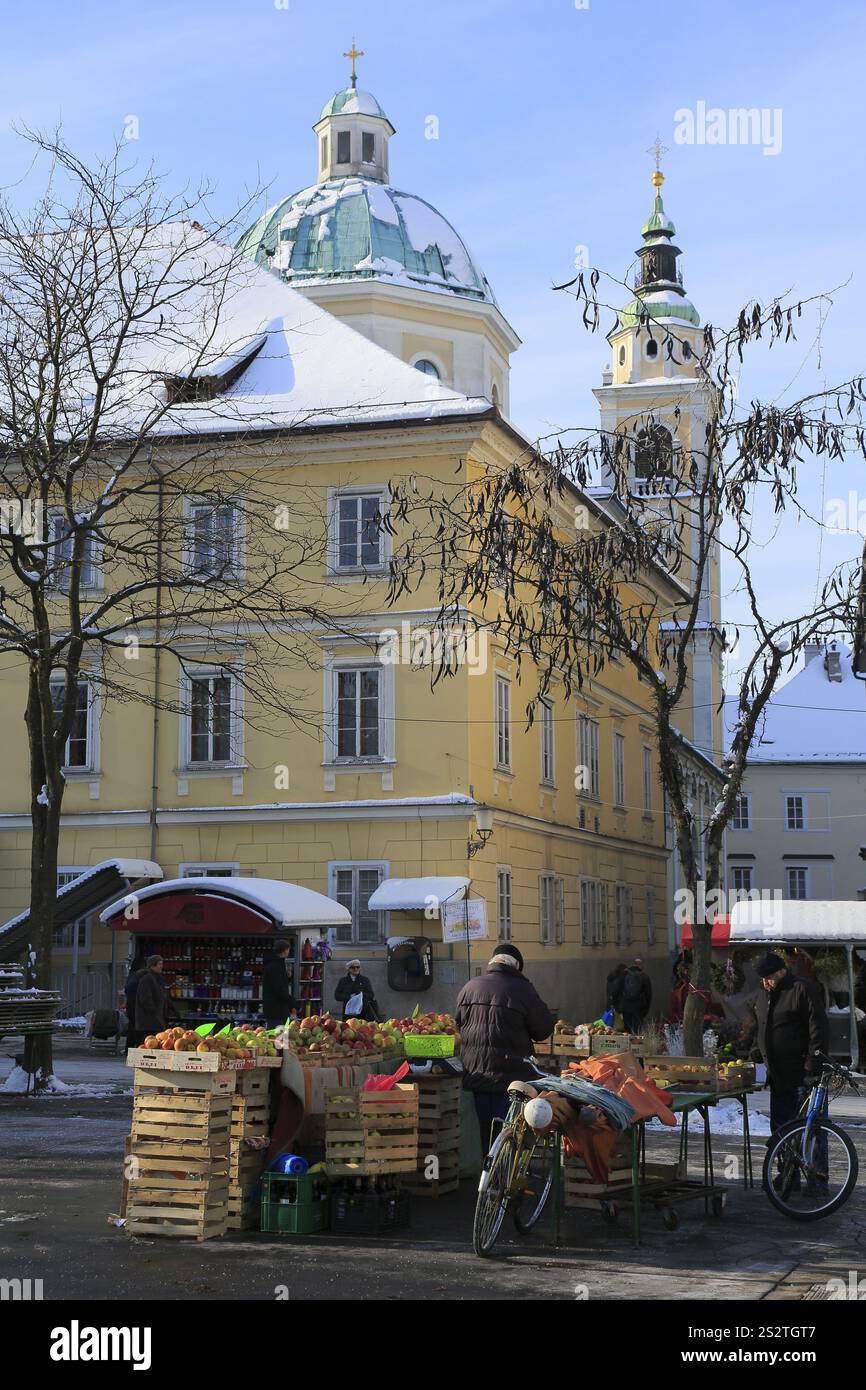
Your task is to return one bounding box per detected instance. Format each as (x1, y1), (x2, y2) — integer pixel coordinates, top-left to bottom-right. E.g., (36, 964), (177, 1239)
(336, 131), (351, 164)
(362, 132), (375, 163)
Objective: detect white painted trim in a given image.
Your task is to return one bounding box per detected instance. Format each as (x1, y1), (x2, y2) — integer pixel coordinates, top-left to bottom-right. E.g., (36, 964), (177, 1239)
(326, 485), (391, 578)
(178, 659), (245, 770)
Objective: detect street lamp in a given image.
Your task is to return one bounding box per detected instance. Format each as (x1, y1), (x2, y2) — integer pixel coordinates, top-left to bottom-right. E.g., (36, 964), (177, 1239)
(467, 805), (494, 859)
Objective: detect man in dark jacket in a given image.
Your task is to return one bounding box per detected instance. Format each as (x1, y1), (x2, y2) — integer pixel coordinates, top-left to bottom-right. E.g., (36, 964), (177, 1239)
(455, 942), (556, 1154)
(263, 940), (298, 1028)
(621, 958), (652, 1034)
(134, 956), (169, 1037)
(334, 959), (380, 1021)
(750, 952), (829, 1134)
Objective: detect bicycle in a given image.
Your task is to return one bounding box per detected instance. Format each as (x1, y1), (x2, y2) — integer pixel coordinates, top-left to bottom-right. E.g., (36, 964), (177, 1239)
(472, 1075), (561, 1258)
(762, 1056), (864, 1222)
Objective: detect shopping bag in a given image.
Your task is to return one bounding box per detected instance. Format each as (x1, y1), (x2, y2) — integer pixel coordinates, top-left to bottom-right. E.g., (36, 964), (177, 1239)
(345, 991), (364, 1017)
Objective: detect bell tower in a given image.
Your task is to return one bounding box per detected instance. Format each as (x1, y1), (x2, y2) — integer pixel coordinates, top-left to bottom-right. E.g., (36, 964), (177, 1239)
(593, 149), (724, 761)
(312, 41), (395, 185)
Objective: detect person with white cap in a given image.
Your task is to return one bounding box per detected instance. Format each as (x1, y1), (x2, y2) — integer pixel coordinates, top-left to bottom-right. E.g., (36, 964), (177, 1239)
(455, 942), (556, 1154)
(334, 958), (381, 1022)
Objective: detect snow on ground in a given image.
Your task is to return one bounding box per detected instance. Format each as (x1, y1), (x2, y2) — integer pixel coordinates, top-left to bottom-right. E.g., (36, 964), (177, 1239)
(647, 1097), (772, 1136)
(54, 1016), (87, 1030)
(0, 1064), (132, 1097)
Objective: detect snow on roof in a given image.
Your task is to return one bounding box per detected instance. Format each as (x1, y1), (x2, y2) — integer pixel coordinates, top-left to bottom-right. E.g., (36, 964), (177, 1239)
(99, 876), (351, 928)
(725, 641), (866, 763)
(0, 859), (162, 938)
(729, 898), (866, 943)
(368, 876), (469, 912)
(13, 222), (493, 444)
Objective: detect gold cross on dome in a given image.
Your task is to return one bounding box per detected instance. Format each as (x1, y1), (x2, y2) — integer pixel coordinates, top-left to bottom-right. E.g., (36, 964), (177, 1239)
(344, 39), (365, 84)
(647, 134), (669, 171)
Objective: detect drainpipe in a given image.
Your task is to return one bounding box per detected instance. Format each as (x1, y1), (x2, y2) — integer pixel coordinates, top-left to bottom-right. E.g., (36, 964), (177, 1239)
(149, 467), (164, 865)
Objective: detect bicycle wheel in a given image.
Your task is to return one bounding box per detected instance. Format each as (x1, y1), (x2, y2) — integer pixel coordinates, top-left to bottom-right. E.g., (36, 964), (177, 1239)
(513, 1133), (555, 1234)
(762, 1117), (859, 1221)
(473, 1129), (518, 1257)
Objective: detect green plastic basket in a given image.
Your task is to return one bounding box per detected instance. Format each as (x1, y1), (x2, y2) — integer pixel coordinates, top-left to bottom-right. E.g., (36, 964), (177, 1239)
(402, 1033), (455, 1058)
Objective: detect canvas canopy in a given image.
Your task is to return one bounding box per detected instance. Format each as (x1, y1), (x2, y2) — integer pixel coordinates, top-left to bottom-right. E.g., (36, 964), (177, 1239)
(100, 876), (350, 931)
(367, 876), (469, 913)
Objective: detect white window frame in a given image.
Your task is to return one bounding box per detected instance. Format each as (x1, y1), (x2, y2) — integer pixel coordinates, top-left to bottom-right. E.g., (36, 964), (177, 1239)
(540, 699), (555, 785)
(496, 866), (513, 942)
(328, 860), (388, 945)
(731, 794), (751, 831)
(179, 863), (241, 878)
(580, 878), (608, 946)
(327, 486), (390, 576)
(46, 510), (102, 593)
(50, 677), (98, 773)
(539, 873), (565, 945)
(642, 745), (653, 815)
(577, 714), (600, 798)
(54, 868), (90, 952)
(184, 497), (245, 582)
(323, 658), (392, 765)
(615, 883), (632, 947)
(786, 866), (809, 901)
(613, 732), (626, 809)
(180, 664), (244, 769)
(785, 794), (806, 831)
(495, 676), (512, 771)
(645, 887), (656, 946)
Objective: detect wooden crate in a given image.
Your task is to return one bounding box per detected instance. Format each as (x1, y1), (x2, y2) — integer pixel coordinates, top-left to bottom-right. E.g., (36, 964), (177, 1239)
(641, 1056), (719, 1090)
(133, 1067), (237, 1096)
(131, 1092), (232, 1147)
(230, 1094), (270, 1140)
(591, 1032), (634, 1055)
(325, 1084), (418, 1174)
(716, 1061), (756, 1090)
(127, 1048), (281, 1074)
(125, 1189), (228, 1241)
(236, 1069), (271, 1098)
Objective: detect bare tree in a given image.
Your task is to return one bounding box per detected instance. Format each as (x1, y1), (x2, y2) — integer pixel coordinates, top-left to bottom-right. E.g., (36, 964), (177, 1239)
(0, 133), (378, 1087)
(387, 268), (866, 1054)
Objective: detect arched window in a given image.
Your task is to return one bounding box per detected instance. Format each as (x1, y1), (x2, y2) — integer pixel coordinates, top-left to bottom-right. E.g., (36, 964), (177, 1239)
(413, 358), (440, 379)
(633, 422), (675, 492)
(618, 345), (626, 366)
(645, 337), (659, 359)
(491, 383), (500, 407)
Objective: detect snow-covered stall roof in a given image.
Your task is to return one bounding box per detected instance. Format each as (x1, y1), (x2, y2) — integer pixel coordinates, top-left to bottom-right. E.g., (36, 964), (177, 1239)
(725, 641), (866, 763)
(99, 876), (351, 929)
(0, 859), (163, 960)
(728, 898), (866, 944)
(367, 876), (469, 913)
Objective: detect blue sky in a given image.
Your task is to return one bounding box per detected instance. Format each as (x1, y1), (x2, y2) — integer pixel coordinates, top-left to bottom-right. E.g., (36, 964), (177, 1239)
(2, 0), (865, 679)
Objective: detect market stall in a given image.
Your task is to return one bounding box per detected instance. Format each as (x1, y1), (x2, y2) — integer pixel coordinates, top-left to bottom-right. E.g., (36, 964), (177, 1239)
(101, 877), (350, 1026)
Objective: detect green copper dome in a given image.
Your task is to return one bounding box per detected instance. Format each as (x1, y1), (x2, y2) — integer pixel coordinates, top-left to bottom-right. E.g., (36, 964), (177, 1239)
(236, 177), (497, 305)
(319, 86), (390, 121)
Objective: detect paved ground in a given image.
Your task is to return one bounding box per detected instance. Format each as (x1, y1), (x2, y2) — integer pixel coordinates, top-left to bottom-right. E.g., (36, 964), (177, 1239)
(1, 1037), (865, 1301)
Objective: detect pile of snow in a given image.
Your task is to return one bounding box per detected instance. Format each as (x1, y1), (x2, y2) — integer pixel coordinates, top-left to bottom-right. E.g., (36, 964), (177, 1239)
(648, 1098), (771, 1136)
(55, 1015), (88, 1029)
(0, 1065), (130, 1097)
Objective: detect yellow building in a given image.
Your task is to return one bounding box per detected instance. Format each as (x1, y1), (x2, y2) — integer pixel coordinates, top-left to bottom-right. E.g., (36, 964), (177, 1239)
(0, 74), (721, 1024)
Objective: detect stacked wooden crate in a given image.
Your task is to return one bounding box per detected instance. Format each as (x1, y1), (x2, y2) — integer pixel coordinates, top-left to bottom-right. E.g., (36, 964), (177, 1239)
(325, 1083), (418, 1175)
(563, 1132), (635, 1207)
(227, 1070), (271, 1230)
(405, 1073), (461, 1197)
(125, 1081), (232, 1239)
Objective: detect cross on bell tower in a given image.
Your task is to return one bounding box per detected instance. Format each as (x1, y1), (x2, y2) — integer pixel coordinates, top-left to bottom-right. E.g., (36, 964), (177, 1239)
(344, 39), (365, 87)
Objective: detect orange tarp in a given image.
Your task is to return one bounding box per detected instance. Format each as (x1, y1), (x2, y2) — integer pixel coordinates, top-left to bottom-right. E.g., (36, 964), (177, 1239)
(555, 1052), (677, 1184)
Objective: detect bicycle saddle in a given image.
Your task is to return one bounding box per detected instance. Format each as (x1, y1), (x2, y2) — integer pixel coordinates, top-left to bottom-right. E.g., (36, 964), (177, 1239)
(507, 1081), (539, 1099)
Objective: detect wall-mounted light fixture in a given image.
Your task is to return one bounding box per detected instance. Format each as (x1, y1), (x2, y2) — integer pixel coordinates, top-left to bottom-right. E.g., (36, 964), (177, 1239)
(467, 806), (494, 859)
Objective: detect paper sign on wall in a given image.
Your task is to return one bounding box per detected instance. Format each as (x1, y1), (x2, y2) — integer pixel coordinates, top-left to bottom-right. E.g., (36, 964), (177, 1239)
(442, 898), (488, 943)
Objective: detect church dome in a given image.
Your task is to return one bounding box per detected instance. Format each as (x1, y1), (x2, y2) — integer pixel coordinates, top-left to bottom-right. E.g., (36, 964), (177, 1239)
(319, 86), (388, 120)
(236, 178), (498, 305)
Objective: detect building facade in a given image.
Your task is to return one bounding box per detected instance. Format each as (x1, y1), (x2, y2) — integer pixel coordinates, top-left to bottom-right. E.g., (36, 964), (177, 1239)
(726, 640), (866, 909)
(0, 71), (722, 1025)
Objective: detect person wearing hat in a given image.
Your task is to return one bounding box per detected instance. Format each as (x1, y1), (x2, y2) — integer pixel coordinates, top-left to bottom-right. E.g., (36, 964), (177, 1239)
(749, 951), (829, 1137)
(455, 943), (556, 1155)
(334, 959), (381, 1022)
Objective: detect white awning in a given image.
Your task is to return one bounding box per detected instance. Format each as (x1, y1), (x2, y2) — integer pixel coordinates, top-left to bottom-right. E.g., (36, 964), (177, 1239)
(368, 876), (469, 913)
(729, 898), (866, 944)
(99, 876), (351, 929)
